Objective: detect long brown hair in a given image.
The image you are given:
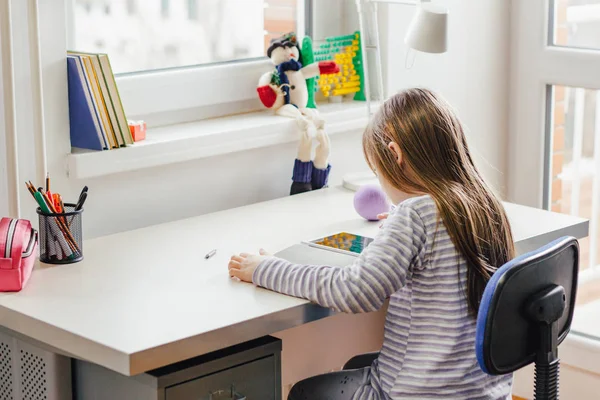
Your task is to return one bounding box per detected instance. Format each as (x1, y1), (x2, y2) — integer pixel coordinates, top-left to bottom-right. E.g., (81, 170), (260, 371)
(363, 88), (515, 315)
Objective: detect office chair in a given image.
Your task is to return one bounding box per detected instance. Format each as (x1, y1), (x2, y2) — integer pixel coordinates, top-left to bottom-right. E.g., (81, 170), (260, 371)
(476, 236), (579, 400)
(341, 237), (579, 400)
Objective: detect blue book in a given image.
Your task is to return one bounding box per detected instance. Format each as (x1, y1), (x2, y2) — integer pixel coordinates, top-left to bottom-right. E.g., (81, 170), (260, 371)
(67, 56), (107, 150)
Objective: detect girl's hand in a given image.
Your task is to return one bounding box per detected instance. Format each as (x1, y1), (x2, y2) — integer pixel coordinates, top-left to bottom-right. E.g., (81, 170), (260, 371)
(377, 212), (389, 229)
(228, 249), (271, 283)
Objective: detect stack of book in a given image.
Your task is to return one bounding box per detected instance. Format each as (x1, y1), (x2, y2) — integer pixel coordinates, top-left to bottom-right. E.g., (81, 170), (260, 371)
(67, 51), (133, 150)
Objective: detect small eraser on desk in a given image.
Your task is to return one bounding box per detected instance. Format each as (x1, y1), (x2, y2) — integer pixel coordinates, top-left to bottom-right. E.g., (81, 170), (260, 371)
(128, 120), (146, 142)
(342, 172), (378, 192)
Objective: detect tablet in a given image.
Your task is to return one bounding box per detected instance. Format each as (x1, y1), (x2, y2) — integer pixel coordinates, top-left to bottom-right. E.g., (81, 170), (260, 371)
(306, 232), (374, 255)
(275, 244), (358, 267)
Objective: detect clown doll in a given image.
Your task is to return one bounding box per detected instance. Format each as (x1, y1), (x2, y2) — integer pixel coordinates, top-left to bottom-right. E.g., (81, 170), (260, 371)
(257, 33), (339, 195)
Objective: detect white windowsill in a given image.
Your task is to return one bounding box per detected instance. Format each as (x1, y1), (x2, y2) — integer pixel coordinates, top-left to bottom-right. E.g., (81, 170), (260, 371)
(560, 331), (600, 374)
(67, 101), (373, 179)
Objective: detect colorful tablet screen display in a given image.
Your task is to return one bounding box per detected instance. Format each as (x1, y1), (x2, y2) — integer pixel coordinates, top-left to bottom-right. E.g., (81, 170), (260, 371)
(311, 232), (373, 254)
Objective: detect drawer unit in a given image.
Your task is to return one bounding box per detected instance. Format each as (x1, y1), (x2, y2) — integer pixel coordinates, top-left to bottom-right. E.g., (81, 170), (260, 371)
(0, 328), (72, 400)
(166, 356), (275, 399)
(73, 336), (282, 400)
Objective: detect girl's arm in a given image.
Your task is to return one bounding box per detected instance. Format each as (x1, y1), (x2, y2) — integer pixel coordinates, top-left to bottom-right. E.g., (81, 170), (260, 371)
(253, 205), (427, 313)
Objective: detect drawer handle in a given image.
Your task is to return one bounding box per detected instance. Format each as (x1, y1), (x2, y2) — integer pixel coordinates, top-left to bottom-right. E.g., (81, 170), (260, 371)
(207, 385), (246, 400)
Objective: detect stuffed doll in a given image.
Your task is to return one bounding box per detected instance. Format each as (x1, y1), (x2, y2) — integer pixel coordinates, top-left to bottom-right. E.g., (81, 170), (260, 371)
(257, 32), (339, 195)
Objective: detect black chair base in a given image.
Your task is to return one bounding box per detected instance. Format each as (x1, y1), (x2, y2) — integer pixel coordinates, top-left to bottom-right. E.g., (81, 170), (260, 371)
(534, 359), (560, 400)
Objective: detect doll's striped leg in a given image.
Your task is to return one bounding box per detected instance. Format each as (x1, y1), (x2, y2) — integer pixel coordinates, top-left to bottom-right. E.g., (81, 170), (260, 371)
(299, 108), (329, 170)
(286, 106), (314, 195)
(301, 108), (331, 188)
(313, 126), (330, 171)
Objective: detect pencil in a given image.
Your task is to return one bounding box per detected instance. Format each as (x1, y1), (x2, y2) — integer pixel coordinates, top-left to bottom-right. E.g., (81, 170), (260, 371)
(25, 182), (36, 197)
(46, 172), (50, 192)
(54, 193), (67, 226)
(58, 195), (65, 214)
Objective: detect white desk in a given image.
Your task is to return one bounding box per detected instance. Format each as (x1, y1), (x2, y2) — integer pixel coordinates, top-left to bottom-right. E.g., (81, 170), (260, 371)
(0, 187), (589, 377)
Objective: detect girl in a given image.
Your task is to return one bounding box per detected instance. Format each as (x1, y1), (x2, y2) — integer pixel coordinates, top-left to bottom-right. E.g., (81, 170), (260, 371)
(228, 88), (515, 400)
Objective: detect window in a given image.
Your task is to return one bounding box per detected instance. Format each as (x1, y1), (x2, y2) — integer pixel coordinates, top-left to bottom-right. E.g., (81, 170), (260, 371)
(547, 85), (599, 273)
(551, 0), (600, 50)
(65, 0), (307, 126)
(511, 1), (600, 342)
(67, 0), (301, 74)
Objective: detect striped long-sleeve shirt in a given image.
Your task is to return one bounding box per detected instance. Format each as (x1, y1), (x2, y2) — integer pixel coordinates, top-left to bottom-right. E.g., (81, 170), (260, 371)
(253, 195), (513, 400)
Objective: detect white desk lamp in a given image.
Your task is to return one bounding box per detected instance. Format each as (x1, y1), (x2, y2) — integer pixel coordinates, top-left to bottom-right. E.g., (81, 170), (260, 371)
(344, 0), (448, 191)
(355, 0), (449, 116)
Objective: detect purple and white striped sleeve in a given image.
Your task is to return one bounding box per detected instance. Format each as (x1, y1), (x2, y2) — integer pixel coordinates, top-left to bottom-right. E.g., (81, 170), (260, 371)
(252, 205), (427, 313)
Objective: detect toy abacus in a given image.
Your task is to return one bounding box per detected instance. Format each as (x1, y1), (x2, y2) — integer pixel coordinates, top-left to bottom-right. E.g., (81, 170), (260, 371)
(313, 31), (366, 101)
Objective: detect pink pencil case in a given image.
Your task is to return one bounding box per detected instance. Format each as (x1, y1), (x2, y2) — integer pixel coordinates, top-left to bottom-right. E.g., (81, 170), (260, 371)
(0, 218), (38, 292)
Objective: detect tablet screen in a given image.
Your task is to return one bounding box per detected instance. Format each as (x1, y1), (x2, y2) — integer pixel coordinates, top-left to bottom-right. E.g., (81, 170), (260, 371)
(311, 232), (374, 254)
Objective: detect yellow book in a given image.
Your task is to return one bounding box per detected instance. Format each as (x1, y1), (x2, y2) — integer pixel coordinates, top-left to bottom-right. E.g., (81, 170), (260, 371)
(98, 54), (134, 145)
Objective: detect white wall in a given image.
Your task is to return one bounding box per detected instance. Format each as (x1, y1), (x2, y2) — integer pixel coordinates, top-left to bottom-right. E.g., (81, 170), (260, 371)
(74, 132), (369, 238)
(383, 0), (510, 195)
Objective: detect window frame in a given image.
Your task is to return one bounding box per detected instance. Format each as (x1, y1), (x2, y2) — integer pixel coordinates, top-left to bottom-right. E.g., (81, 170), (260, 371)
(509, 0), (600, 209)
(510, 0), (600, 351)
(508, 5), (600, 389)
(64, 0), (309, 126)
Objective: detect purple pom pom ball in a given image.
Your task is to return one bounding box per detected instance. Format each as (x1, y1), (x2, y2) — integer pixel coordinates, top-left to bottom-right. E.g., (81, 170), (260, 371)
(353, 184), (390, 221)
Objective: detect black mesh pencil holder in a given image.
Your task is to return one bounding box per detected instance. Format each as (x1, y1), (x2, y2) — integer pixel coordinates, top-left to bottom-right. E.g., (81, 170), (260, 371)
(37, 203), (83, 264)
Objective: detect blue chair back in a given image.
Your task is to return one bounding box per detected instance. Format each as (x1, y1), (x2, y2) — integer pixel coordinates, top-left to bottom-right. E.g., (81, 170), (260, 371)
(475, 236), (579, 399)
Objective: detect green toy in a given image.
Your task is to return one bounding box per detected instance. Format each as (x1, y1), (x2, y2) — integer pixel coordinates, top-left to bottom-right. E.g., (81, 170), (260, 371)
(353, 31), (366, 101)
(301, 36), (317, 109)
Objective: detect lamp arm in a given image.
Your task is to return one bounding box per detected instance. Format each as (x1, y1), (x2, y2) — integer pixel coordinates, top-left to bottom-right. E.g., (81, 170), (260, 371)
(355, 0), (373, 117)
(369, 2), (385, 103)
(358, 0), (434, 117)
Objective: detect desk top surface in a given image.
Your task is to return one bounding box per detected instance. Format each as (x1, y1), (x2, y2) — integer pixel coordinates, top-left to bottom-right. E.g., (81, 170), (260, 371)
(0, 187), (589, 375)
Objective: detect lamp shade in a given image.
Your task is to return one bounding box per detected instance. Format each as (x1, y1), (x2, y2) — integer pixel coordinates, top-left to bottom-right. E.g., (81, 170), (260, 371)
(404, 4), (448, 54)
